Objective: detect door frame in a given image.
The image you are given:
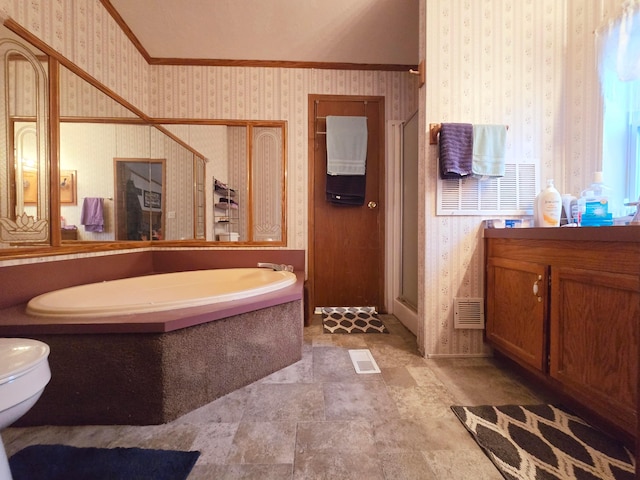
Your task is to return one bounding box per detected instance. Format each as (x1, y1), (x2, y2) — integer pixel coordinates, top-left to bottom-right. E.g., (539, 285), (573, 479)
(307, 94), (386, 318)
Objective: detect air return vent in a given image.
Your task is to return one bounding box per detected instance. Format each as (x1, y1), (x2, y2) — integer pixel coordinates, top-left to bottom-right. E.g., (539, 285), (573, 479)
(454, 298), (485, 329)
(348, 349), (381, 374)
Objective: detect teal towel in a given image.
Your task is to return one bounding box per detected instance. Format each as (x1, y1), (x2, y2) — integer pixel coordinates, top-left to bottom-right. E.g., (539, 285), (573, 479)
(326, 116), (368, 176)
(472, 124), (507, 177)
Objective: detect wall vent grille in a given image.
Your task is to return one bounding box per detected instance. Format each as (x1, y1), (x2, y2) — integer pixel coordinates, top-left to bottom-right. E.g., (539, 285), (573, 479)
(454, 297), (485, 329)
(437, 162), (539, 215)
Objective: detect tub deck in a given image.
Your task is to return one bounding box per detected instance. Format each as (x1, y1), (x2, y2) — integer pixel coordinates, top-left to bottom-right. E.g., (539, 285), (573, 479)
(0, 249), (306, 426)
(0, 273), (304, 335)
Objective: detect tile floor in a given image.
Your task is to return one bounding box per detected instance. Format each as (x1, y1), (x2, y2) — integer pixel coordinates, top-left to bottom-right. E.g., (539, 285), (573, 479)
(3, 314), (556, 479)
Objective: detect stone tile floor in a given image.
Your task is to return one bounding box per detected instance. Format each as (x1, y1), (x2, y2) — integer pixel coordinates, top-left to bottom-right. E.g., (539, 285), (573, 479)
(3, 314), (556, 479)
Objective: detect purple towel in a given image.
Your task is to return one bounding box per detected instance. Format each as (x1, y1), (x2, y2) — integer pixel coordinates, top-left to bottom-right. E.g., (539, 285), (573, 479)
(81, 197), (104, 232)
(439, 123), (473, 179)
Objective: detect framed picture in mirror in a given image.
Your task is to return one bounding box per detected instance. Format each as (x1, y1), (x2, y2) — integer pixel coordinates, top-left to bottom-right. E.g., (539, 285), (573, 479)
(60, 170), (77, 205)
(23, 170), (38, 204)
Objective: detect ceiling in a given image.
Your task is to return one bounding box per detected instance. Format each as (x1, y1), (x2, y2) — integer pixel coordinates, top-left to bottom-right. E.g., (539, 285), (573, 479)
(106, 0), (419, 69)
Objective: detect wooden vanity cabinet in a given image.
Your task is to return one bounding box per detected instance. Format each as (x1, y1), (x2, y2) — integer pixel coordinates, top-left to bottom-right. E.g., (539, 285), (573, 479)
(550, 266), (639, 436)
(486, 257), (548, 372)
(485, 228), (640, 444)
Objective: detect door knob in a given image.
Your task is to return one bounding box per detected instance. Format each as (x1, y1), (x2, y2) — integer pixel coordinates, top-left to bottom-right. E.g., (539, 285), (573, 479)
(367, 201), (377, 209)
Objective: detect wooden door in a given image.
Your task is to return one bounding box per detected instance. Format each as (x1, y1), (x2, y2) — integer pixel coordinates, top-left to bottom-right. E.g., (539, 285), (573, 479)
(308, 95), (385, 313)
(486, 257), (549, 372)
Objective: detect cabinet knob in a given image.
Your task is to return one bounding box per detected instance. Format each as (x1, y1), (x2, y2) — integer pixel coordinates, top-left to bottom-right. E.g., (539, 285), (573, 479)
(533, 275), (542, 302)
(367, 201), (377, 209)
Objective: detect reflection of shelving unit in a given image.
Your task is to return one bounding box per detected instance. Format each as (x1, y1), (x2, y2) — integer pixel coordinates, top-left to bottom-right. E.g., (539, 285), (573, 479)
(213, 177), (239, 241)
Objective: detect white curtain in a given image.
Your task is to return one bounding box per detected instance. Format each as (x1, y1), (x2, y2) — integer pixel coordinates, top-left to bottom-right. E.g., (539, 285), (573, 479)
(597, 0), (640, 110)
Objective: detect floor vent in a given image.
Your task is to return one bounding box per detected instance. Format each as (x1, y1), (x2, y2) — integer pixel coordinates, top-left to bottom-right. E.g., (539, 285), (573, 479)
(348, 349), (381, 374)
(454, 297), (485, 329)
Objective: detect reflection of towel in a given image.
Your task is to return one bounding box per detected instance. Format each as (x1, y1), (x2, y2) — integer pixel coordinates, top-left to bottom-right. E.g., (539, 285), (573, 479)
(326, 116), (368, 175)
(472, 124), (507, 178)
(438, 123), (473, 178)
(326, 174), (366, 206)
(81, 197), (104, 232)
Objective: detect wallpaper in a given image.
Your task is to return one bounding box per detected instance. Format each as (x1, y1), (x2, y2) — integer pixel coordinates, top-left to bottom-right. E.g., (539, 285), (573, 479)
(0, 0), (615, 358)
(420, 0), (614, 356)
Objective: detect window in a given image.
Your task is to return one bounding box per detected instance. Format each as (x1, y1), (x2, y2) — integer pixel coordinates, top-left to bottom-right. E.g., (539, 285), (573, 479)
(598, 3), (640, 216)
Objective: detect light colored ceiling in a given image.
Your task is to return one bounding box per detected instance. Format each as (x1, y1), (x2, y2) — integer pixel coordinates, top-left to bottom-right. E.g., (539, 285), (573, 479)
(107, 0), (419, 68)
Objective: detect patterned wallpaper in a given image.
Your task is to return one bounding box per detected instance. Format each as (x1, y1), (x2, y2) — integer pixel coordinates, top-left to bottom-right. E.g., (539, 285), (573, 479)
(0, 0), (617, 357)
(151, 66), (420, 249)
(420, 0), (615, 356)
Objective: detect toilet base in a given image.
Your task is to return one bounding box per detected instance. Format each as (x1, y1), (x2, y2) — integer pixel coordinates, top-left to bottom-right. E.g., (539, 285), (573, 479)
(0, 434), (12, 480)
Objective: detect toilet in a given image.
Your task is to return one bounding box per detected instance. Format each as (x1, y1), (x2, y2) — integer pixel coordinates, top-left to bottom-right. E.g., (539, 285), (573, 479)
(0, 338), (51, 480)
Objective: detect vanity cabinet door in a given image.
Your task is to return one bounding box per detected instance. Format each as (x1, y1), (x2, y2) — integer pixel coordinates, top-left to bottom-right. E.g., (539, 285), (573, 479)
(486, 258), (549, 372)
(550, 266), (639, 437)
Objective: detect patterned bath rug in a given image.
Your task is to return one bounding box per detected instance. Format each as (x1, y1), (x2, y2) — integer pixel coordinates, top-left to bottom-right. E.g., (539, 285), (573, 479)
(451, 404), (635, 480)
(321, 306), (389, 333)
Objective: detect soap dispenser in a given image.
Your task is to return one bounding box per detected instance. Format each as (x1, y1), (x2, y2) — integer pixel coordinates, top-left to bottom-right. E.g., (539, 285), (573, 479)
(535, 179), (562, 227)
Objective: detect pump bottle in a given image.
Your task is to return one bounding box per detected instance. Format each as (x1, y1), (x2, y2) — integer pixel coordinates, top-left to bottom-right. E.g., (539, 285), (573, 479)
(535, 179), (562, 227)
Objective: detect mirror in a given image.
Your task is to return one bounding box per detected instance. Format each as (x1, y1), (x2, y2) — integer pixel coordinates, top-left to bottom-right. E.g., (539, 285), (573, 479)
(0, 25), (49, 245)
(58, 65), (207, 242)
(0, 25), (286, 251)
(161, 122), (286, 243)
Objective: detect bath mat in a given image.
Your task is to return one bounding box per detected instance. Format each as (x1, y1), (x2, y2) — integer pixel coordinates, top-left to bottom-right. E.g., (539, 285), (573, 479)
(451, 404), (635, 480)
(9, 444), (200, 480)
(321, 306), (389, 333)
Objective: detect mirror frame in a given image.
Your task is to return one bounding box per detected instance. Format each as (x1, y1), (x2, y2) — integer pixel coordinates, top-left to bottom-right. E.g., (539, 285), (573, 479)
(0, 19), (287, 258)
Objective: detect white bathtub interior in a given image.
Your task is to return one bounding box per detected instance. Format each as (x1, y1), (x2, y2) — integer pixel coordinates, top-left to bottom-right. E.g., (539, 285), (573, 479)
(26, 268), (297, 317)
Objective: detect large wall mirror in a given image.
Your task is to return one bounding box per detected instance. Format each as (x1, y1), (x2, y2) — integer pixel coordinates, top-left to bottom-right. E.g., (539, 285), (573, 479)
(0, 25), (49, 245)
(0, 22), (286, 253)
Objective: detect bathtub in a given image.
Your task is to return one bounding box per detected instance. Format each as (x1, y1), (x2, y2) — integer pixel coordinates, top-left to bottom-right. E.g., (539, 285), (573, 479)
(0, 258), (304, 426)
(26, 268), (297, 318)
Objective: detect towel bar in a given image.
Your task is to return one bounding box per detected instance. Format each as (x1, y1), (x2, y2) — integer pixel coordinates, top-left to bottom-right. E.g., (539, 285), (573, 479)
(429, 123), (508, 145)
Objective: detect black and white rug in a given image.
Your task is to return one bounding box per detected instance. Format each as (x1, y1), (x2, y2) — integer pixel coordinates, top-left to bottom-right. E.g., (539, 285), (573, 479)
(451, 404), (635, 480)
(321, 306), (389, 334)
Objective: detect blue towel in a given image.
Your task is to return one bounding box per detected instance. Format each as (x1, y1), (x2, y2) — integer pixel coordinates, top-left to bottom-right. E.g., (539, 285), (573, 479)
(326, 116), (368, 176)
(81, 197), (104, 232)
(438, 123), (473, 179)
(472, 124), (507, 178)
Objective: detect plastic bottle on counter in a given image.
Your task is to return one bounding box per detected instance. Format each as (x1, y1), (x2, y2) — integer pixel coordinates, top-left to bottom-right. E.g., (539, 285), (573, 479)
(535, 179), (562, 227)
(579, 172), (613, 226)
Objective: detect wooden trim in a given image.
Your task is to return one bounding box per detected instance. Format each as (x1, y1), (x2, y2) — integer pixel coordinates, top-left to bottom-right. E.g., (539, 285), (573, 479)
(60, 117), (147, 124)
(99, 0), (152, 63)
(49, 58), (61, 246)
(148, 57), (416, 72)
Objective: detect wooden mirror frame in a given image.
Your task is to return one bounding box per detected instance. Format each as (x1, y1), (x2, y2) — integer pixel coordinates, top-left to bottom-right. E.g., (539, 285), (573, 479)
(0, 19), (287, 259)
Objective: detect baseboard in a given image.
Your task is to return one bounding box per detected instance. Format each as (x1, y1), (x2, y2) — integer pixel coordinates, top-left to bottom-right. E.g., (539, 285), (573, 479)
(425, 353), (493, 359)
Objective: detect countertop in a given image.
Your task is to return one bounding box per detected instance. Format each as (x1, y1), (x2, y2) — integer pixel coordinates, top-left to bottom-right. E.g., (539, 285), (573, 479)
(483, 225), (640, 243)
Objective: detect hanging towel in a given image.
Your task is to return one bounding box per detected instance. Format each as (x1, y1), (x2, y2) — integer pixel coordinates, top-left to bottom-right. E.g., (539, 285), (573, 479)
(81, 197), (104, 232)
(472, 124), (507, 178)
(326, 115), (368, 175)
(438, 123), (473, 179)
(326, 174), (366, 206)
